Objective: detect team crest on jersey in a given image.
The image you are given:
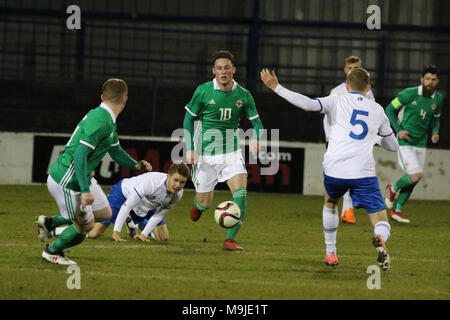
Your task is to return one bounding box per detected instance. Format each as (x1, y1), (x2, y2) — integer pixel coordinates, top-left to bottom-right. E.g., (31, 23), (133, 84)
(235, 99), (243, 108)
(431, 104), (437, 110)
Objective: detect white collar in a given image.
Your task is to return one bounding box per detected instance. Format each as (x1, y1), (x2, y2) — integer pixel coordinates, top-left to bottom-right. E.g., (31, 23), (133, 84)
(418, 85), (435, 99)
(213, 78), (238, 91)
(100, 102), (117, 123)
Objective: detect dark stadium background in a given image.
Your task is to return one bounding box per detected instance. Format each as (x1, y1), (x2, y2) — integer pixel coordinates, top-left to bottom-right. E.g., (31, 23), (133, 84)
(0, 0), (448, 148)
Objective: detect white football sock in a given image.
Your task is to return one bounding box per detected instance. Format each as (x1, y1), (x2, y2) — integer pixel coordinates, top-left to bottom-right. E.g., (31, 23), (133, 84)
(323, 206), (339, 255)
(374, 221), (391, 243)
(341, 191), (353, 216)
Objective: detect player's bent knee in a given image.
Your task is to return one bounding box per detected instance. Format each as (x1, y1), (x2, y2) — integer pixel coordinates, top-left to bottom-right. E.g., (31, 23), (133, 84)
(77, 219), (95, 233)
(94, 207), (112, 222)
(324, 194), (339, 209)
(413, 173), (423, 182)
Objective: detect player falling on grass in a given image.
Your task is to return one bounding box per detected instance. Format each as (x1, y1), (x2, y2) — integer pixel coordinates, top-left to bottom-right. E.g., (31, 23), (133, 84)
(261, 68), (399, 271)
(36, 78), (152, 265)
(326, 56), (376, 225)
(183, 50), (264, 251)
(88, 162), (189, 242)
(384, 65), (442, 223)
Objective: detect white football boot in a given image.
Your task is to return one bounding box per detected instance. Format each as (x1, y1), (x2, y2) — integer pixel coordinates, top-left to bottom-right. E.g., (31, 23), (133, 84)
(42, 245), (77, 265)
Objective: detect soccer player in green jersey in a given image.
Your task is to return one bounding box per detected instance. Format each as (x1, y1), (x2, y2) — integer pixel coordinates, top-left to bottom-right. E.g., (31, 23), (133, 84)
(36, 78), (152, 265)
(384, 65), (442, 223)
(183, 50), (264, 251)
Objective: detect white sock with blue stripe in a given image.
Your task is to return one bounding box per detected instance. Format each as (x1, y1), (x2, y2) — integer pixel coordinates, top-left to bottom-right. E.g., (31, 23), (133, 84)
(323, 206), (339, 255)
(374, 221), (391, 243)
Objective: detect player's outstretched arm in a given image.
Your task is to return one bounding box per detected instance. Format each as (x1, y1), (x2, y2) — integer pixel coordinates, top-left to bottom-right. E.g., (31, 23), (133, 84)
(379, 133), (399, 152)
(260, 68), (321, 112)
(113, 193), (140, 242)
(139, 209), (168, 241)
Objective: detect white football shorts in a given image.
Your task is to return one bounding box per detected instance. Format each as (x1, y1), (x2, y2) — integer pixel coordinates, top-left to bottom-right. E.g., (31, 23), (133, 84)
(47, 175), (109, 224)
(192, 150), (247, 193)
(397, 145), (426, 175)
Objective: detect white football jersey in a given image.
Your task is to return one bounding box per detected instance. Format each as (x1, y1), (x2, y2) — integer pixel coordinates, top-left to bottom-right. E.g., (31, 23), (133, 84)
(323, 82), (375, 141)
(317, 92), (393, 179)
(120, 172), (183, 217)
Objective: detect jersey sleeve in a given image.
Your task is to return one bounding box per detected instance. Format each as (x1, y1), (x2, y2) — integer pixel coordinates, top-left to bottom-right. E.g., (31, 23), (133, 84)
(185, 86), (204, 117)
(315, 95), (339, 115)
(111, 127), (119, 147)
(391, 88), (414, 110)
(244, 92), (259, 120)
(378, 111), (394, 137)
(79, 118), (110, 150)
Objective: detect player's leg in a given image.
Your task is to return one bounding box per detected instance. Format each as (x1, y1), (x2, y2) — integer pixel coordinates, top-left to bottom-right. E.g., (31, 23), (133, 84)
(221, 151), (248, 251)
(394, 180), (418, 212)
(367, 210), (391, 271)
(389, 147), (425, 223)
(322, 174), (349, 266)
(353, 176), (391, 271)
(152, 224), (169, 241)
(36, 176), (74, 242)
(43, 176), (91, 265)
(223, 173), (247, 251)
(87, 222), (109, 239)
(90, 177), (112, 222)
(323, 193), (341, 266)
(340, 190), (356, 224)
(190, 163), (217, 221)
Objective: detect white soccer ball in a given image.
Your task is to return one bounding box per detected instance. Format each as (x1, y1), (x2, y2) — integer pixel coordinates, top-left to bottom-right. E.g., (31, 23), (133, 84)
(214, 201), (241, 229)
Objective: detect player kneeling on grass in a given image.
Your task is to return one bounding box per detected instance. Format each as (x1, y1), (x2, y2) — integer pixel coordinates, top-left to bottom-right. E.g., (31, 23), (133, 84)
(261, 67), (399, 271)
(89, 162), (189, 242)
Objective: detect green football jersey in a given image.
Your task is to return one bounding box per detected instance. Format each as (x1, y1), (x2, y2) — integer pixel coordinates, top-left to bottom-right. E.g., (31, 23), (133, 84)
(184, 79), (259, 155)
(391, 86), (443, 148)
(50, 103), (119, 191)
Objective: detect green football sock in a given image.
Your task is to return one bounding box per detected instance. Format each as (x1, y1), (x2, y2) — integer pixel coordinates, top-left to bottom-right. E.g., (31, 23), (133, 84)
(395, 182), (417, 211)
(393, 174), (414, 192)
(48, 224), (86, 253)
(226, 188), (247, 240)
(194, 196), (209, 211)
(50, 214), (73, 229)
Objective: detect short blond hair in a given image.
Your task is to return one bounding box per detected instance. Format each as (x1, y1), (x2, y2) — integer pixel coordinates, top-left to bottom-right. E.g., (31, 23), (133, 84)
(346, 68), (370, 92)
(102, 78), (128, 104)
(345, 56), (362, 65)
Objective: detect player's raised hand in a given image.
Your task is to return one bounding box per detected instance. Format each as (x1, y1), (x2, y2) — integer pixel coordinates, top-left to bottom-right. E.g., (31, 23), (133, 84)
(135, 160), (152, 172)
(134, 233), (151, 243)
(431, 132), (439, 143)
(398, 130), (411, 141)
(260, 68), (279, 91)
(112, 231), (129, 242)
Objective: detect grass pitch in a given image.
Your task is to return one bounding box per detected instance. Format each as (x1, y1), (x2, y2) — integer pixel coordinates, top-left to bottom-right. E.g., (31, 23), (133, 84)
(0, 185), (448, 300)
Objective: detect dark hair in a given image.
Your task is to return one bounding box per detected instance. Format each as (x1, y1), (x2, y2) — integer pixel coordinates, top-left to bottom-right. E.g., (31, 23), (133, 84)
(422, 65), (438, 77)
(168, 161), (190, 178)
(212, 50), (234, 65)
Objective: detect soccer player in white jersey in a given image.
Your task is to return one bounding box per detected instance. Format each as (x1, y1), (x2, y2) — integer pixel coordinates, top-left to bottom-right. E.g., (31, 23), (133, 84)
(326, 56), (376, 224)
(261, 68), (399, 271)
(88, 162), (189, 242)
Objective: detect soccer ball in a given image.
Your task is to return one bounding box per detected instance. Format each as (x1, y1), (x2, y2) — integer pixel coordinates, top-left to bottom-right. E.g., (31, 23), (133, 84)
(214, 201), (241, 229)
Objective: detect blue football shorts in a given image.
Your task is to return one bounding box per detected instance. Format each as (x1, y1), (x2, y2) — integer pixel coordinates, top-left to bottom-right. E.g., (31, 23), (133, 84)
(323, 174), (385, 214)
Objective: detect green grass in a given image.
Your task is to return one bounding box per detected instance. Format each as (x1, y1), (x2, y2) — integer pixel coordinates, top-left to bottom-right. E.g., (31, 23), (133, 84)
(0, 185), (448, 300)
